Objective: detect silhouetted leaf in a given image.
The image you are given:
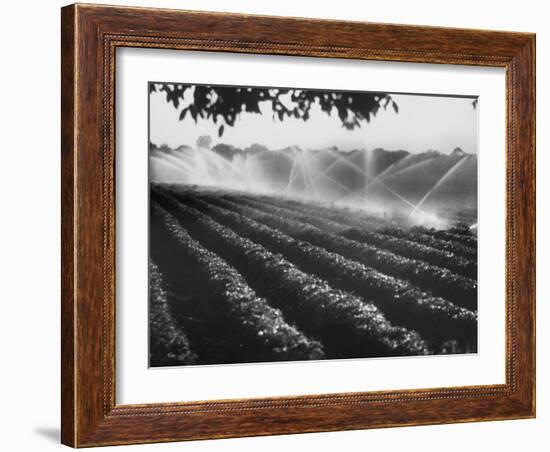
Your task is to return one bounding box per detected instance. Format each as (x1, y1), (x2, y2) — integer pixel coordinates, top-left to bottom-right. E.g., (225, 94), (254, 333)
(153, 83), (399, 133)
(392, 100), (399, 114)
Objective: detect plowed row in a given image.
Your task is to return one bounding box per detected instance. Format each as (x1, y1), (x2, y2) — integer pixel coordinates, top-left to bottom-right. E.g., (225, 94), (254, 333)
(149, 184), (478, 366)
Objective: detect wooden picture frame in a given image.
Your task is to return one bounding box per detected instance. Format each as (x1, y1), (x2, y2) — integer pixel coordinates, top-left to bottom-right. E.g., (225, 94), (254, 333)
(61, 3), (535, 447)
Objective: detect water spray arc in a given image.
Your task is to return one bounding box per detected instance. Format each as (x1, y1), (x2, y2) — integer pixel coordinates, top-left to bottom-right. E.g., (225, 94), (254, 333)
(150, 145), (474, 228)
(409, 155), (470, 218)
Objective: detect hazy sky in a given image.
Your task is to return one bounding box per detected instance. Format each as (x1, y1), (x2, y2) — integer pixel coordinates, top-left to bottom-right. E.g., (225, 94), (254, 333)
(149, 86), (478, 154)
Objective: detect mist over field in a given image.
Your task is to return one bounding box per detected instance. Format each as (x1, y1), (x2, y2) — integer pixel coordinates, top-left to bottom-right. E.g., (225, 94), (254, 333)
(150, 142), (477, 228)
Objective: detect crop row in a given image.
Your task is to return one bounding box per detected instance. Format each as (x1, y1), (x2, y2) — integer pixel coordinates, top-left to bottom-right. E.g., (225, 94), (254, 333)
(223, 193), (476, 278)
(149, 260), (198, 366)
(227, 193), (358, 234)
(378, 226), (476, 260)
(231, 192), (477, 257)
(151, 201), (325, 364)
(153, 188), (431, 358)
(168, 188), (477, 352)
(241, 194), (389, 230)
(194, 191), (477, 311)
(415, 226), (477, 248)
(341, 229), (476, 278)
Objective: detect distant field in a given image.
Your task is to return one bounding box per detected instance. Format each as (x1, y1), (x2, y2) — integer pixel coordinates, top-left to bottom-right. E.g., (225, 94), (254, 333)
(149, 183), (478, 367)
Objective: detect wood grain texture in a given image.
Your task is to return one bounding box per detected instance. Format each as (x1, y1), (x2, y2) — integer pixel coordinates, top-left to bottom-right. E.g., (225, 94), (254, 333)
(60, 5), (76, 447)
(60, 3), (536, 447)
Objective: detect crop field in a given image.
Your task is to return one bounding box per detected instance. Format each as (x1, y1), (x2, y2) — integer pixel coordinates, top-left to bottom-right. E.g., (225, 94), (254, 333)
(149, 183), (478, 367)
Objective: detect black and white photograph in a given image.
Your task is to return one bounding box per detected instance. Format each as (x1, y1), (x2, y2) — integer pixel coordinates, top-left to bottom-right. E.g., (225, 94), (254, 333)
(148, 81), (479, 367)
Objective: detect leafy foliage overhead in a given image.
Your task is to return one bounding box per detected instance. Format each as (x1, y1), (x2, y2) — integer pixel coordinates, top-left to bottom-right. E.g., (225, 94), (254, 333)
(150, 83), (399, 137)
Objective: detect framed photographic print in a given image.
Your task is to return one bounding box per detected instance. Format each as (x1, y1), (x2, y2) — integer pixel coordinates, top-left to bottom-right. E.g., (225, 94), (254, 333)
(61, 3), (536, 447)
